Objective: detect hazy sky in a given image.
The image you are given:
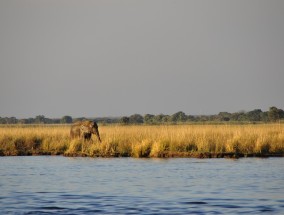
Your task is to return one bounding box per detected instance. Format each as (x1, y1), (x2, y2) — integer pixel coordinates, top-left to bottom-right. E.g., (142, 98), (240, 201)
(0, 0), (284, 118)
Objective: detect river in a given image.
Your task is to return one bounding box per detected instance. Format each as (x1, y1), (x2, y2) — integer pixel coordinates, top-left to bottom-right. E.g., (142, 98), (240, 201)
(1, 157), (284, 214)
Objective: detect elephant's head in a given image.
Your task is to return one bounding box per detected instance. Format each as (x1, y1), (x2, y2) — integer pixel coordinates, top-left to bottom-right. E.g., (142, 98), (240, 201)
(90, 121), (101, 142)
(81, 121), (101, 142)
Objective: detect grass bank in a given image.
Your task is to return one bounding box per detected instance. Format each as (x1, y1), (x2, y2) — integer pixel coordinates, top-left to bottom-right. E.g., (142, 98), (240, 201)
(0, 124), (284, 158)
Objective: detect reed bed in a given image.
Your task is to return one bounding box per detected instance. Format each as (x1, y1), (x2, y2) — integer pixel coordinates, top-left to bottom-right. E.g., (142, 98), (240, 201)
(0, 124), (284, 158)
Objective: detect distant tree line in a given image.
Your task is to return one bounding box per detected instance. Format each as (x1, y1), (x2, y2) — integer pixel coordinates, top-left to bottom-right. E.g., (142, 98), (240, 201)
(120, 107), (284, 124)
(0, 115), (121, 125)
(0, 115), (73, 124)
(1, 107), (284, 125)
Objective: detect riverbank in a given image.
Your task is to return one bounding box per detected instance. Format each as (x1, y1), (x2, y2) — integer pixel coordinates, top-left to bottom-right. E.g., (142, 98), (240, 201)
(0, 124), (284, 158)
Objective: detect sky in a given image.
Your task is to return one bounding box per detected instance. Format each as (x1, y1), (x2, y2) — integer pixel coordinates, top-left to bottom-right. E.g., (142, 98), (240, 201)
(0, 0), (284, 118)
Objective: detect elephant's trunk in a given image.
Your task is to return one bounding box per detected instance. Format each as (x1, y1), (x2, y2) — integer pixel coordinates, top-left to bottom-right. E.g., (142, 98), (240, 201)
(96, 132), (101, 142)
(93, 128), (101, 142)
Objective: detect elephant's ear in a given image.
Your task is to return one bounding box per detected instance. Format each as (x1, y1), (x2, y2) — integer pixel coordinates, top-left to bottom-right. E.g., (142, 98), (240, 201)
(80, 125), (89, 132)
(90, 121), (95, 128)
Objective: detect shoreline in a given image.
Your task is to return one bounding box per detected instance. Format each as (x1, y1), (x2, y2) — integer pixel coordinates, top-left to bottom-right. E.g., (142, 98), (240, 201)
(1, 151), (284, 159)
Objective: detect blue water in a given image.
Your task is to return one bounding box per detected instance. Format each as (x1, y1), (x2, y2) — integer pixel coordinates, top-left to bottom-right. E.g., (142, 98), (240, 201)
(0, 157), (283, 214)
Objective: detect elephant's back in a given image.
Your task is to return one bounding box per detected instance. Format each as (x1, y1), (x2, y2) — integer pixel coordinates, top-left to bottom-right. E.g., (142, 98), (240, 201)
(70, 122), (81, 138)
(72, 121), (83, 126)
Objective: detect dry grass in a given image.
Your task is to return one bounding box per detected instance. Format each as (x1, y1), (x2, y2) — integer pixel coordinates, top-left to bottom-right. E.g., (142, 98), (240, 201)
(0, 124), (284, 158)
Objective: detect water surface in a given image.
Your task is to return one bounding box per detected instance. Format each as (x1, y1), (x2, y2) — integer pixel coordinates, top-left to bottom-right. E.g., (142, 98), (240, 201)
(1, 157), (284, 214)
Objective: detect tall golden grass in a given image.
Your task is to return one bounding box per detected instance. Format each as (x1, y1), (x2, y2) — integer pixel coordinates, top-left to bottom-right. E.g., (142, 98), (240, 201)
(0, 124), (283, 158)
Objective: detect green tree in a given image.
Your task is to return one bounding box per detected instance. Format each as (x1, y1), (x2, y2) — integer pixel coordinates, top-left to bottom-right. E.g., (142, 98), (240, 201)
(153, 114), (165, 124)
(144, 114), (155, 124)
(260, 111), (269, 122)
(217, 112), (231, 121)
(0, 117), (18, 124)
(161, 115), (171, 123)
(61, 116), (73, 124)
(230, 111), (245, 121)
(34, 115), (46, 124)
(171, 111), (187, 123)
(129, 114), (144, 124)
(187, 115), (196, 122)
(120, 116), (130, 125)
(246, 109), (262, 121)
(268, 107), (284, 122)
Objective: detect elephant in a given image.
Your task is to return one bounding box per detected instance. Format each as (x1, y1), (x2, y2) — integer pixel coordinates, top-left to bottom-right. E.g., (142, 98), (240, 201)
(70, 120), (101, 142)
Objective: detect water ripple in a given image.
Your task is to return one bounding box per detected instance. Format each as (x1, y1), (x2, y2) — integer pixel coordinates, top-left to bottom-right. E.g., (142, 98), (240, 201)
(0, 157), (283, 214)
